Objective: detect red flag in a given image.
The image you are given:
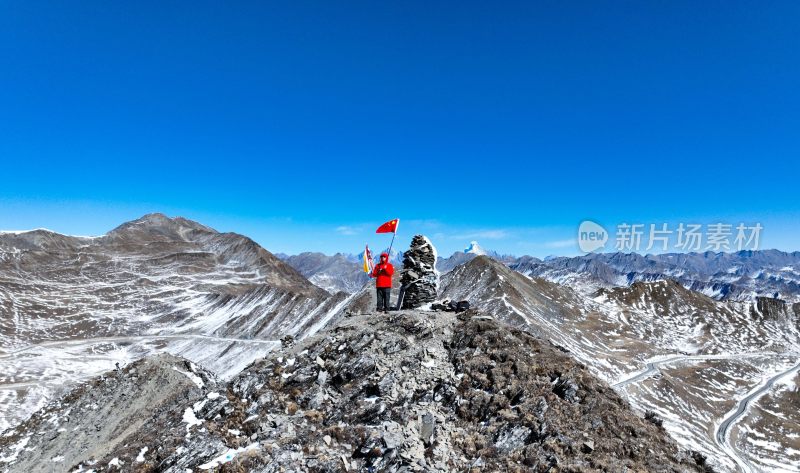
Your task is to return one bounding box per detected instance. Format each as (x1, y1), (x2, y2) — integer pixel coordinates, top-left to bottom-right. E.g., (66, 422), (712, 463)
(375, 218), (399, 234)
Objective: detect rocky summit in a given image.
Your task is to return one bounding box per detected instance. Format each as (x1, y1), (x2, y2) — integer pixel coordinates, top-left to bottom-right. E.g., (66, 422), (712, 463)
(0, 310), (706, 472)
(400, 235), (438, 309)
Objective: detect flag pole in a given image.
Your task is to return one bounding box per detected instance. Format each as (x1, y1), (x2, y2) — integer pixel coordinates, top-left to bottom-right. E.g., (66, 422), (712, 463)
(387, 231), (396, 256)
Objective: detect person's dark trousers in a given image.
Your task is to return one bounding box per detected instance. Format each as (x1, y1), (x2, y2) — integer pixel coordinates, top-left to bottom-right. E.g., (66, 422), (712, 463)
(376, 287), (391, 312)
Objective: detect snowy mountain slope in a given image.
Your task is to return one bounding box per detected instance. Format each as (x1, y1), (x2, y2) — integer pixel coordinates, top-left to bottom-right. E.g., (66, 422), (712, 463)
(279, 252), (369, 293)
(0, 213), (348, 432)
(2, 218), (798, 471)
(439, 255), (800, 472)
(0, 353), (217, 472)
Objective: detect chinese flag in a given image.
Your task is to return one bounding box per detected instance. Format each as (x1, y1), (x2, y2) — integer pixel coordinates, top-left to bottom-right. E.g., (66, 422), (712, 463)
(375, 218), (399, 234)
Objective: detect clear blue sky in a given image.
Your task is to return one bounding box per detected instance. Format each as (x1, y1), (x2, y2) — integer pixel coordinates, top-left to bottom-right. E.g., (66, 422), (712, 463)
(1, 1), (798, 256)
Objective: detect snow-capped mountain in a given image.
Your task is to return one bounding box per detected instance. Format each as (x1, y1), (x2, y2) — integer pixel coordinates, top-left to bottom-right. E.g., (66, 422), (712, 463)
(0, 213), (352, 432)
(436, 241), (514, 273)
(463, 240), (486, 255)
(439, 255), (800, 472)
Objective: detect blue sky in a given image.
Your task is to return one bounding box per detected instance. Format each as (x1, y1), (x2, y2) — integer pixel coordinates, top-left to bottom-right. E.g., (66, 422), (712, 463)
(1, 1), (798, 257)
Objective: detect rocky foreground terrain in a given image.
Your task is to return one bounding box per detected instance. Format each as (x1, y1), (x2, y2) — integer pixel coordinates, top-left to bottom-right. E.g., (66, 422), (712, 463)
(0, 310), (708, 473)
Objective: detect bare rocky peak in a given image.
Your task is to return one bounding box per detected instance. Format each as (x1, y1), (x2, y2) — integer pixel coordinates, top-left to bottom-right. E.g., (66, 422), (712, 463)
(1, 212), (322, 297)
(595, 279), (722, 314)
(0, 228), (90, 252)
(751, 295), (800, 320)
(440, 256), (585, 318)
(106, 212), (218, 240)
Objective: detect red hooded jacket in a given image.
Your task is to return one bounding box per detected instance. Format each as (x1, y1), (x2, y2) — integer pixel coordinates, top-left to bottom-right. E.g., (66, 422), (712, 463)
(372, 253), (394, 288)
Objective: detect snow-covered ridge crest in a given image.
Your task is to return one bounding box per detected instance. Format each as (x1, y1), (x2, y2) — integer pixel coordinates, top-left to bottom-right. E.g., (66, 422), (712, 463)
(0, 228), (98, 237)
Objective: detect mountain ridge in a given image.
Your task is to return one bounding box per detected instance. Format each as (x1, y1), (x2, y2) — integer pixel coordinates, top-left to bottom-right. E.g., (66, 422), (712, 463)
(0, 310), (708, 473)
(439, 255), (800, 472)
(0, 213), (349, 432)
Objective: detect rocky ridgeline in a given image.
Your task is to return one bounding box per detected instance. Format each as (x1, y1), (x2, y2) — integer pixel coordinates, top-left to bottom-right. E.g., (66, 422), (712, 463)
(0, 354), (220, 472)
(0, 310), (707, 472)
(751, 295), (800, 320)
(400, 235), (438, 309)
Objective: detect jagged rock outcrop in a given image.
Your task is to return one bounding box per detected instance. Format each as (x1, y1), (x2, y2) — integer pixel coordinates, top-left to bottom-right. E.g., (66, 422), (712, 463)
(751, 296), (789, 319)
(0, 311), (707, 472)
(400, 235), (438, 309)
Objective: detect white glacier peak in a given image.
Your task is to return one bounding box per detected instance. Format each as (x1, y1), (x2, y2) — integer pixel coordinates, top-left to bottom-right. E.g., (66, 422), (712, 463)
(463, 241), (486, 255)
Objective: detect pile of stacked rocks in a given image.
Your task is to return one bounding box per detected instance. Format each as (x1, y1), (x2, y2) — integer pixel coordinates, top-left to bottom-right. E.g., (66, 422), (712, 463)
(400, 235), (438, 309)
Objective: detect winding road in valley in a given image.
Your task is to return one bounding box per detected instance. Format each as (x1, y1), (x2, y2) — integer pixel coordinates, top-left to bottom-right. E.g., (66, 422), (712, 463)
(612, 353), (774, 388)
(0, 334), (280, 359)
(713, 360), (800, 473)
(613, 355), (688, 388)
(614, 353), (800, 473)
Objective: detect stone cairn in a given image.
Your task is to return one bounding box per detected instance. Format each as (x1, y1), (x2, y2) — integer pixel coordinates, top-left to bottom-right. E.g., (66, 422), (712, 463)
(400, 235), (438, 309)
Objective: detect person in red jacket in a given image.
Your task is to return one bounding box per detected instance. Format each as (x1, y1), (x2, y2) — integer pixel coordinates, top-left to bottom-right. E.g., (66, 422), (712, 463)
(371, 252), (394, 313)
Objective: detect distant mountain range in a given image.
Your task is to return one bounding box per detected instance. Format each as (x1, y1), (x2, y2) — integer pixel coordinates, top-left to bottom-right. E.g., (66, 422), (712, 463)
(275, 252), (369, 293)
(280, 240), (800, 302)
